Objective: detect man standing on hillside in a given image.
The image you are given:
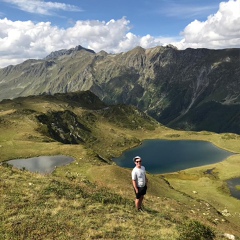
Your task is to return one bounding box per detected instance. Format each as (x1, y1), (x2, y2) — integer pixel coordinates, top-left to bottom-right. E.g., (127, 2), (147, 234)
(132, 156), (148, 212)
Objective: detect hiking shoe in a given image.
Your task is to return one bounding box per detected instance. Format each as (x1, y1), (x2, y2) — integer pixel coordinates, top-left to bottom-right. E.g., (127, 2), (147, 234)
(138, 208), (144, 212)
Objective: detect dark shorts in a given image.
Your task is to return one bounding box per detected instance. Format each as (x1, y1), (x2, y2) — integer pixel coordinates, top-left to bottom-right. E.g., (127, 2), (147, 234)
(134, 185), (147, 199)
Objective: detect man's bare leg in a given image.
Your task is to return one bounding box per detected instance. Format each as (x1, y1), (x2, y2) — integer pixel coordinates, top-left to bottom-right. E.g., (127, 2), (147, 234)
(139, 196), (144, 209)
(135, 196), (144, 210)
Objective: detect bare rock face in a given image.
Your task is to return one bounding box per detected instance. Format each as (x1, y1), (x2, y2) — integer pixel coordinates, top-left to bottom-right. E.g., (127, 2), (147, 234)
(1, 45), (240, 134)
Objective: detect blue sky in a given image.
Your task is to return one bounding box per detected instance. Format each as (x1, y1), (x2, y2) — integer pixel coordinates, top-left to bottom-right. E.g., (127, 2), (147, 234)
(0, 0), (240, 68)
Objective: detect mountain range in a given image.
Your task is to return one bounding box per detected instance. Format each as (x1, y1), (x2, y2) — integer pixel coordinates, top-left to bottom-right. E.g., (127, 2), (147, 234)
(0, 45), (240, 134)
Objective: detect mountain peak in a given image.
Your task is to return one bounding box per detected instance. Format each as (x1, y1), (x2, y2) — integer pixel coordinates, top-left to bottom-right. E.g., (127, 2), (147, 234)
(44, 45), (95, 60)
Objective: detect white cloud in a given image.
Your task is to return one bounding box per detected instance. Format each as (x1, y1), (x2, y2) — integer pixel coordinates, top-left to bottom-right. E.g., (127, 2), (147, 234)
(173, 0), (240, 49)
(0, 17), (163, 68)
(0, 0), (240, 68)
(2, 0), (82, 15)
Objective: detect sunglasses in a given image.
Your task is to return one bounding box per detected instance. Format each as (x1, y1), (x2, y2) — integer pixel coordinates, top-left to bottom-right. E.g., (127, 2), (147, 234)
(135, 160), (142, 163)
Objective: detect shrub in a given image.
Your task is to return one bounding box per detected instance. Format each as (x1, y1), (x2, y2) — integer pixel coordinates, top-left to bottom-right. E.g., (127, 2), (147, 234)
(177, 220), (215, 240)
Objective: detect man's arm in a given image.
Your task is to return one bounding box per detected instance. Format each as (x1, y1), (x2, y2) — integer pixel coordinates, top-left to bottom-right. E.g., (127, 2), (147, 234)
(132, 180), (138, 193)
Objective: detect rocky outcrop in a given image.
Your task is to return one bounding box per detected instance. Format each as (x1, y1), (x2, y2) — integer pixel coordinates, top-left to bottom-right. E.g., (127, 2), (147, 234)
(37, 110), (95, 144)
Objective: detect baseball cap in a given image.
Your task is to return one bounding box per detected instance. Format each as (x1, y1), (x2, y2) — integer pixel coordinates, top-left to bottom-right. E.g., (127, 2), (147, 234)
(133, 156), (141, 162)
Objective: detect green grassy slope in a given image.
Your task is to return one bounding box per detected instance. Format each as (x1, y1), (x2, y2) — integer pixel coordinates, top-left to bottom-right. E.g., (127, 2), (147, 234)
(0, 92), (240, 239)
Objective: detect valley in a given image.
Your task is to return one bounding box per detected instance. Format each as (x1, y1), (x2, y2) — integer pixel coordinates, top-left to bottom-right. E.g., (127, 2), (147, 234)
(1, 91), (240, 239)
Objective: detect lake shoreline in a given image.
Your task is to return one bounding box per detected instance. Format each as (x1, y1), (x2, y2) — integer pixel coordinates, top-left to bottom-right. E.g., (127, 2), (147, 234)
(113, 139), (235, 174)
(6, 155), (75, 174)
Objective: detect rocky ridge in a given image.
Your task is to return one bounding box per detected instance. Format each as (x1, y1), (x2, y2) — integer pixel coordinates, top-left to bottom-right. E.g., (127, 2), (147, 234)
(0, 45), (240, 133)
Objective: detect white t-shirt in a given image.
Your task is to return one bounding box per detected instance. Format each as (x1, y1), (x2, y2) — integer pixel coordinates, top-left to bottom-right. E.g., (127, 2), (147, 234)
(132, 166), (146, 187)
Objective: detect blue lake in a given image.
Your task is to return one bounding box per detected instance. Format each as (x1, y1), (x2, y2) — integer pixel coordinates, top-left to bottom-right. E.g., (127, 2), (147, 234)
(113, 140), (234, 174)
(7, 155), (74, 174)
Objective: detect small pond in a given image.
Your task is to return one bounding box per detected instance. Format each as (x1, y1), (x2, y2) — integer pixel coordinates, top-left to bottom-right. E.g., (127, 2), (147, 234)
(113, 140), (234, 174)
(227, 178), (240, 200)
(6, 155), (74, 174)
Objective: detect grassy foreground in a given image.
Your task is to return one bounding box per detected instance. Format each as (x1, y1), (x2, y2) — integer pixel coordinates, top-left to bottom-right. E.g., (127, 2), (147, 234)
(1, 96), (240, 239)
